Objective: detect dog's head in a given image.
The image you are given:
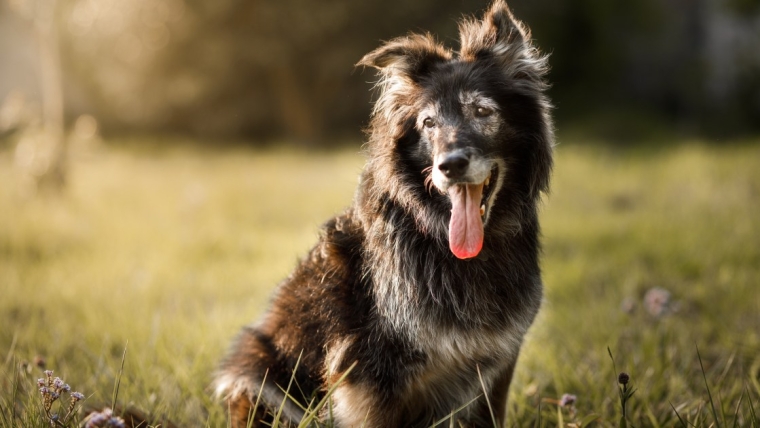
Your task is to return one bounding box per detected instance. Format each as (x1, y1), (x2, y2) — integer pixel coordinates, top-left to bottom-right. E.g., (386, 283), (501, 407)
(358, 0), (553, 260)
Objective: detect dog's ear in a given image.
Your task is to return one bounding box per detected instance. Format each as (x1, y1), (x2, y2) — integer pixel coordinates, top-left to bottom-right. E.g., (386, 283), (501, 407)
(357, 34), (452, 81)
(459, 0), (547, 82)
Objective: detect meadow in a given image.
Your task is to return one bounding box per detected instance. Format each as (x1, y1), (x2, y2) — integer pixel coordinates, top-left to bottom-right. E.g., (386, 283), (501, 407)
(1, 138), (758, 427)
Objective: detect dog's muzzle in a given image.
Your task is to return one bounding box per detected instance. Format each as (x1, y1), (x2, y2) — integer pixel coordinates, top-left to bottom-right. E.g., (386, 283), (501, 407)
(432, 151), (501, 260)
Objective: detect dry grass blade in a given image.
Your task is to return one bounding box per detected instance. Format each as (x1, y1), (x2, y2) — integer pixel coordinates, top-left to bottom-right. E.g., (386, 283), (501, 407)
(476, 364), (497, 428)
(272, 351), (303, 428)
(428, 395), (482, 428)
(697, 345), (722, 428)
(112, 342), (129, 411)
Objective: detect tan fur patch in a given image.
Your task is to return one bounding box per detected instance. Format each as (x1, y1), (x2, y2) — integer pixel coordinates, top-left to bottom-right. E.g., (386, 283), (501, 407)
(330, 382), (375, 427)
(324, 337), (353, 383)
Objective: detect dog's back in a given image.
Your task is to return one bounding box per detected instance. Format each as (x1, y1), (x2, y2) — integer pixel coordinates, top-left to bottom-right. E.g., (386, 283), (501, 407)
(215, 1), (553, 426)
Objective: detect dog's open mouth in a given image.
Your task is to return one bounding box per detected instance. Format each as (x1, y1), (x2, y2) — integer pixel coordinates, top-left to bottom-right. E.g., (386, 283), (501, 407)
(447, 164), (499, 260)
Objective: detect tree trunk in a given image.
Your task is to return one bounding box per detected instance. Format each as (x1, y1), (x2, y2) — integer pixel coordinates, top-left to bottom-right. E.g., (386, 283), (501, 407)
(35, 0), (66, 189)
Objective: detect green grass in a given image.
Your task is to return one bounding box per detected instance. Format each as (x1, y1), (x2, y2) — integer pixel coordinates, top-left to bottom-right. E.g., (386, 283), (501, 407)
(1, 139), (759, 427)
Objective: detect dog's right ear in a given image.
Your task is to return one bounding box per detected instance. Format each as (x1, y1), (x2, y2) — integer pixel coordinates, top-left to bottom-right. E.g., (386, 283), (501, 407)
(357, 34), (452, 81)
(459, 0), (548, 84)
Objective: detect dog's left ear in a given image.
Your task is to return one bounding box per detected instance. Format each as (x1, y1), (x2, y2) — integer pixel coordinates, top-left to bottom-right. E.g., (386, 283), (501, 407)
(459, 0), (548, 83)
(357, 33), (452, 81)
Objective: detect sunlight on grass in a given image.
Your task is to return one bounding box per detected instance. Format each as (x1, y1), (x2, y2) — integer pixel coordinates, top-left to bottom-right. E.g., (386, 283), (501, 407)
(1, 140), (759, 426)
(0, 143), (363, 426)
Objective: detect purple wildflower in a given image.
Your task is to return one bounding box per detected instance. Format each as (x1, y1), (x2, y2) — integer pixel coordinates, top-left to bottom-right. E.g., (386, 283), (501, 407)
(108, 417), (126, 428)
(85, 413), (109, 428)
(53, 377), (65, 389)
(37, 368), (86, 426)
(559, 393), (577, 407)
(85, 408), (126, 428)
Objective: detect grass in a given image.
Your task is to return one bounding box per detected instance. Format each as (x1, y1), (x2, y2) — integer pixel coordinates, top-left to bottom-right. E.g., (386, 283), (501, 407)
(0, 137), (759, 427)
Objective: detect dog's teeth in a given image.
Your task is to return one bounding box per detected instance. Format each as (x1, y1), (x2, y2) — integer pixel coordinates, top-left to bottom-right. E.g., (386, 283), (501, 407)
(480, 205), (485, 216)
(484, 174), (491, 187)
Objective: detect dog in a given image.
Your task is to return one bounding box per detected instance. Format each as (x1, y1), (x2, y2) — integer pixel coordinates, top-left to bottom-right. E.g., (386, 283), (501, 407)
(214, 1), (553, 426)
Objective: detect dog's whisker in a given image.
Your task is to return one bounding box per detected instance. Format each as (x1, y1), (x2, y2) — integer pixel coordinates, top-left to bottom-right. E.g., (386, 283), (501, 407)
(424, 176), (435, 194)
(422, 166), (438, 195)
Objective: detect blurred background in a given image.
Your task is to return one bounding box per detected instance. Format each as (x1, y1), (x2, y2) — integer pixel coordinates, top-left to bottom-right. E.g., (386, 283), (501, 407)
(1, 0), (759, 149)
(2, 1), (760, 425)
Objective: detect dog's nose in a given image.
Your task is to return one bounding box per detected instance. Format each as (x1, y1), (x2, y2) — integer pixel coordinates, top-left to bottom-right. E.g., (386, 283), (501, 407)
(438, 153), (470, 178)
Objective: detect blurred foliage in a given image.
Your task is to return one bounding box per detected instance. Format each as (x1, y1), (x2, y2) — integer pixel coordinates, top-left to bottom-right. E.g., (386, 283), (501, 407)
(514, 0), (760, 139)
(1, 0), (759, 143)
(55, 0), (486, 142)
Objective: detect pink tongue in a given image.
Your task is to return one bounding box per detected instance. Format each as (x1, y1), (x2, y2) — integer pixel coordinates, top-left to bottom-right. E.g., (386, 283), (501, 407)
(448, 183), (484, 259)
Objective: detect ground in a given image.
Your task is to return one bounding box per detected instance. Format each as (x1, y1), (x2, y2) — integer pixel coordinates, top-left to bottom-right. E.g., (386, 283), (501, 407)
(1, 138), (758, 427)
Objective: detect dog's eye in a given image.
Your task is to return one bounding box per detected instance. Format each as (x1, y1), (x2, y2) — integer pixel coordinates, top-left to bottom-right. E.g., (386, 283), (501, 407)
(423, 118), (436, 128)
(475, 106), (494, 117)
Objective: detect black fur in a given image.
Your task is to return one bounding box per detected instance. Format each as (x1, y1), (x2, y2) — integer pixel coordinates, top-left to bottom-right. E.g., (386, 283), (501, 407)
(215, 1), (553, 426)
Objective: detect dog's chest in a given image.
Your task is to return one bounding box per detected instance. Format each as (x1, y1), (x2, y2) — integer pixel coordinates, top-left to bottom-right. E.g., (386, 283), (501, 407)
(401, 325), (522, 414)
(420, 323), (522, 362)
(413, 320), (524, 386)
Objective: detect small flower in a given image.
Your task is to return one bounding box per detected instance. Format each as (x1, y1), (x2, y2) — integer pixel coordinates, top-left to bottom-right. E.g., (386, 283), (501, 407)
(559, 393), (577, 407)
(108, 417), (126, 428)
(85, 408), (126, 428)
(85, 413), (108, 427)
(85, 413), (108, 428)
(36, 368), (86, 426)
(66, 392), (85, 419)
(644, 287), (671, 317)
(53, 377), (65, 389)
(618, 372), (630, 386)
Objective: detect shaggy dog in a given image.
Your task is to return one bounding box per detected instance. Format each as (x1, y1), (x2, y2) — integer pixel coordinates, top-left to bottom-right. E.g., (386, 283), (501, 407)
(215, 1), (553, 426)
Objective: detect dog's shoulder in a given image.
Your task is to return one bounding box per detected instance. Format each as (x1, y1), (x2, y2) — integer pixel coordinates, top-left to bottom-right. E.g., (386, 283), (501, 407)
(319, 210), (364, 258)
(270, 210), (370, 334)
(301, 210), (365, 288)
